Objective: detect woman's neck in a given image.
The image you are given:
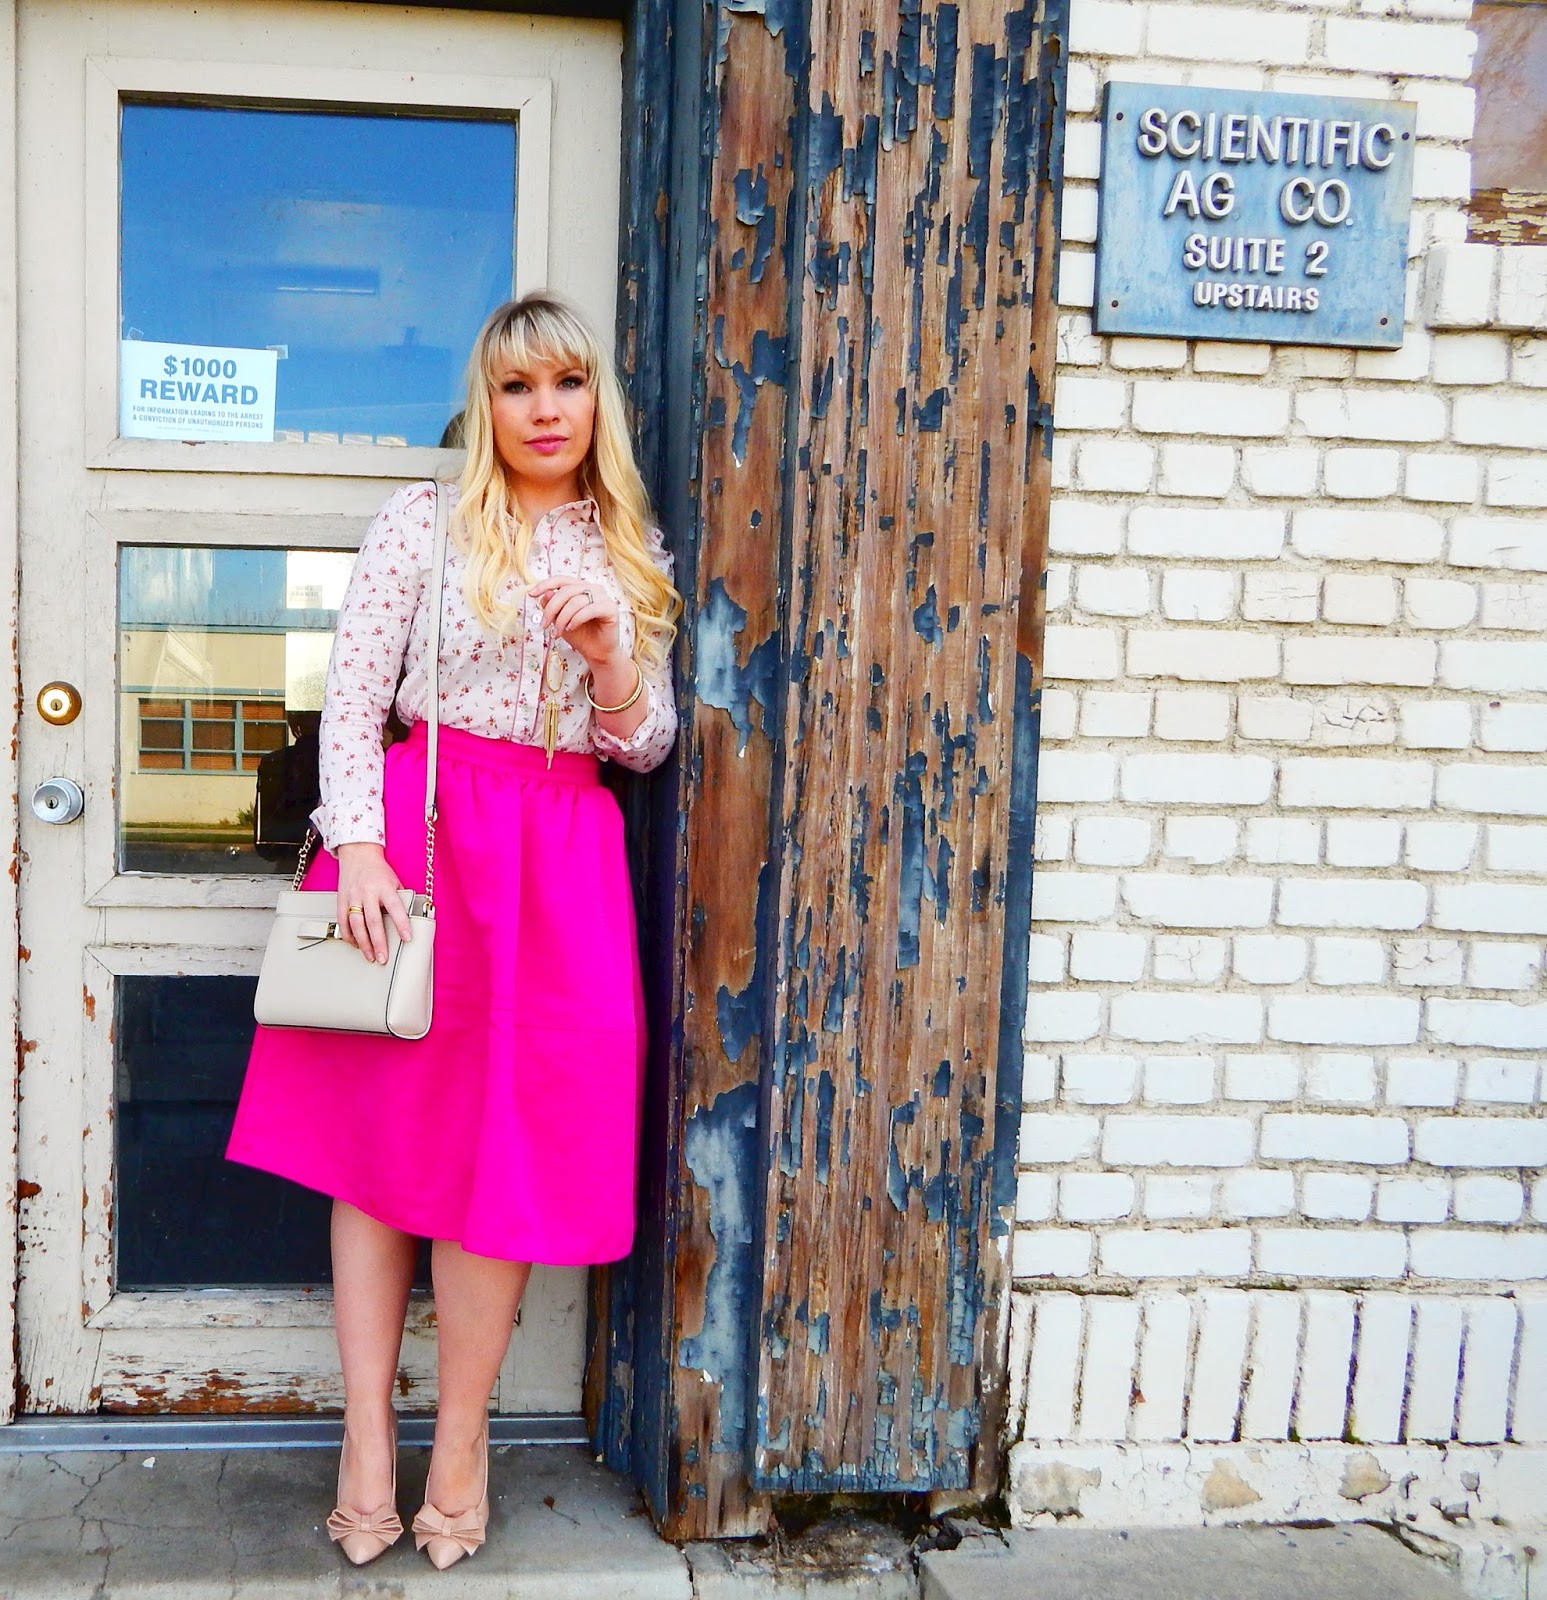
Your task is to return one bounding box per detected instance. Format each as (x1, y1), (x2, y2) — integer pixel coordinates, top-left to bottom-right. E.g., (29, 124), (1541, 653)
(506, 472), (585, 527)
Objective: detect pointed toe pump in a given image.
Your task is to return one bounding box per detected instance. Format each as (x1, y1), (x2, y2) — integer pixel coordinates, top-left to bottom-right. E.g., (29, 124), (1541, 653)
(327, 1414), (404, 1566)
(412, 1428), (490, 1570)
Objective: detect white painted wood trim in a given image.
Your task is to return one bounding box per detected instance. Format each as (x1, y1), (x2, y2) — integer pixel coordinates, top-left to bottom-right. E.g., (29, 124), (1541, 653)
(81, 56), (554, 476)
(0, 0), (21, 1428)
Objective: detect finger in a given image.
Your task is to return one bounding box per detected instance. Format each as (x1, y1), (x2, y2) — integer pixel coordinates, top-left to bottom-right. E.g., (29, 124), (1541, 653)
(386, 892), (414, 944)
(338, 891), (361, 949)
(554, 596), (598, 635)
(361, 897), (391, 964)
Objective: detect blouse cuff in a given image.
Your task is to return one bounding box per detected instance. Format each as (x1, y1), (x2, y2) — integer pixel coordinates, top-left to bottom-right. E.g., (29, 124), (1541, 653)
(308, 801), (386, 854)
(590, 675), (666, 758)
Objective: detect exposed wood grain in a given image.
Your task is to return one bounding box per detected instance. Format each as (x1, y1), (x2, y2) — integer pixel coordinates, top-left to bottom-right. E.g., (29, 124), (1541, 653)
(1467, 188), (1547, 246)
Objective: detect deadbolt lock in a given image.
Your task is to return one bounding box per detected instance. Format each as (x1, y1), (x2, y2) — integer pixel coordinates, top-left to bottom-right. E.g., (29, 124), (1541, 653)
(37, 682), (83, 727)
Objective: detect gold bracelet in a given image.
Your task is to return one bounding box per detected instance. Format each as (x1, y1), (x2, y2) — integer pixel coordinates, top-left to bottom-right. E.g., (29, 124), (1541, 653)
(584, 659), (645, 715)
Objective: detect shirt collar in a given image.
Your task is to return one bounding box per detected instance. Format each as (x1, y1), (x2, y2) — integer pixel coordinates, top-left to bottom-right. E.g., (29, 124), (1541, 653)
(535, 495), (600, 531)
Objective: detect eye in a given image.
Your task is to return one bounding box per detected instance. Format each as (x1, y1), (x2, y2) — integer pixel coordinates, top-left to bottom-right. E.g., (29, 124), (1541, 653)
(501, 378), (527, 394)
(559, 374), (585, 390)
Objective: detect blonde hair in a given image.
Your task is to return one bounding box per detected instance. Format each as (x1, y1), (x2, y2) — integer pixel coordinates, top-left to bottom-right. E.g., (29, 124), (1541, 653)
(453, 292), (681, 679)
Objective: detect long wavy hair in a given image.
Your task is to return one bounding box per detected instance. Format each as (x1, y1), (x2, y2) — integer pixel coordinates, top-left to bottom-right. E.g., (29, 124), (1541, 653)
(453, 292), (681, 679)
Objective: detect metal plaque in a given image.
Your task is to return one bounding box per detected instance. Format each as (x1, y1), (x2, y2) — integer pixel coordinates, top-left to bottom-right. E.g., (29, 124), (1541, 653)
(1094, 81), (1417, 348)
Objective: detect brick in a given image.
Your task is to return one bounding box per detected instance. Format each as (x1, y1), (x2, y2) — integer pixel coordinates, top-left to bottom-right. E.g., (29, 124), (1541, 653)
(1060, 1052), (1140, 1104)
(1325, 817), (1403, 868)
(1399, 700), (1472, 750)
(1464, 1054), (1540, 1100)
(1457, 1297), (1518, 1443)
(1019, 1111), (1102, 1163)
(1100, 1228), (1251, 1278)
(1487, 823), (1547, 870)
(1067, 0), (1145, 54)
(1024, 990), (1103, 1042)
(1155, 443), (1237, 498)
(1055, 376), (1126, 431)
(1453, 392), (1547, 450)
(1224, 1052), (1300, 1102)
(1076, 438), (1155, 493)
(1127, 508), (1286, 560)
(1076, 566), (1152, 618)
(1304, 1172), (1374, 1221)
(1256, 1228), (1406, 1279)
(1412, 144), (1472, 203)
(1140, 1055), (1216, 1107)
(1051, 434), (1075, 488)
(1061, 246), (1094, 306)
(1291, 508), (1445, 564)
(1242, 446), (1319, 498)
(1127, 629), (1279, 681)
(1244, 818), (1320, 865)
(1307, 693), (1399, 749)
(1022, 1292), (1083, 1435)
(1452, 1175), (1524, 1223)
(1146, 3), (1310, 62)
(1427, 997), (1547, 1048)
(1023, 1053), (1058, 1102)
(1403, 78), (1476, 140)
(1151, 936), (1229, 986)
(1233, 934), (1309, 985)
(1440, 640), (1547, 692)
(1035, 750), (1118, 803)
(1059, 185), (1099, 245)
(1350, 1293), (1414, 1443)
(1403, 577), (1477, 630)
(1448, 516), (1547, 573)
(1160, 570), (1235, 623)
(1431, 332), (1511, 386)
(1323, 449), (1401, 501)
(1242, 570), (1319, 623)
(1013, 1228), (1093, 1278)
(1028, 934), (1067, 985)
(1322, 575), (1400, 628)
(1072, 816), (1152, 868)
(1058, 1171), (1135, 1222)
(1325, 16), (1475, 75)
(1049, 504), (1124, 563)
(1110, 990), (1263, 1045)
(1488, 456), (1547, 510)
(1102, 1114), (1253, 1167)
(1406, 1297), (1465, 1439)
(1515, 335), (1547, 388)
(1017, 1171), (1057, 1221)
(1046, 563), (1073, 610)
(1221, 1169), (1296, 1218)
(1043, 624), (1121, 680)
(1130, 1292), (1191, 1441)
(1411, 1230), (1547, 1282)
(1480, 581), (1547, 630)
(1241, 1290), (1303, 1440)
(1193, 343), (1271, 376)
(1471, 934), (1542, 985)
(1305, 1050), (1379, 1103)
(1273, 876), (1433, 934)
(1162, 815), (1237, 865)
(1434, 883), (1547, 935)
(1294, 388), (1448, 444)
(1120, 752), (1274, 804)
(1132, 381), (1291, 438)
(1078, 1296), (1142, 1440)
(1377, 1176), (1451, 1222)
(1393, 935), (1467, 986)
(1068, 929), (1147, 982)
(1404, 453), (1480, 505)
(1143, 1173), (1215, 1219)
(1385, 1056), (1461, 1107)
(1481, 704), (1547, 752)
(1425, 242), (1497, 328)
(1123, 874), (1274, 929)
(1404, 820), (1478, 871)
(1418, 1116), (1547, 1166)
(1295, 1292), (1356, 1439)
(1438, 763), (1547, 816)
(1310, 937), (1386, 989)
(1109, 337), (1187, 371)
(1187, 1291), (1253, 1441)
(1354, 330), (1433, 384)
(1268, 995), (1421, 1046)
(1079, 690), (1152, 738)
(1280, 756), (1434, 810)
(1056, 312), (1102, 366)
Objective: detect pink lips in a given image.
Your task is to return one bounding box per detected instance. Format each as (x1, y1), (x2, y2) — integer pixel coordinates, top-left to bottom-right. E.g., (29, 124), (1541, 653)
(527, 436), (567, 455)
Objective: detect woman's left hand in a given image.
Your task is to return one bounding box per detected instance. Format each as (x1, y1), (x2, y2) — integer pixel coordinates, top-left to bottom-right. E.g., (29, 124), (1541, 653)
(526, 576), (622, 670)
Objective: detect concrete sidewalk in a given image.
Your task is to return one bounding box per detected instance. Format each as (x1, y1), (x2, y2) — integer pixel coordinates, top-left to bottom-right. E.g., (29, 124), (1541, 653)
(0, 1444), (1469, 1599)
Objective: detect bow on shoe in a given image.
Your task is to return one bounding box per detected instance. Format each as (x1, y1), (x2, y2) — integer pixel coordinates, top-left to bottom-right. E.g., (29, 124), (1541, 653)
(327, 1504), (405, 1542)
(412, 1504), (487, 1557)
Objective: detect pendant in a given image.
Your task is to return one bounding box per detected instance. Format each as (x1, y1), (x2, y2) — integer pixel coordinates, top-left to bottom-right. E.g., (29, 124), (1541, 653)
(543, 698), (559, 768)
(541, 644), (565, 768)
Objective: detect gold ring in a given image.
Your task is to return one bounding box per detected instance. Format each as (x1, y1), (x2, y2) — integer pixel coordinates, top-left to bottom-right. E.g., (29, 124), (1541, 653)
(347, 904), (364, 914)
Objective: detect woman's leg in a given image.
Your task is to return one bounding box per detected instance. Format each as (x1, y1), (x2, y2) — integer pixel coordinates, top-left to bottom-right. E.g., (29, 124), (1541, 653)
(332, 1199), (417, 1511)
(424, 1239), (532, 1511)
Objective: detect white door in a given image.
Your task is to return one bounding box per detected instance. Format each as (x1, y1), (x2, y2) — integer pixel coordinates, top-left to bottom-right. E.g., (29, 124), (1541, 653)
(14, 0), (622, 1415)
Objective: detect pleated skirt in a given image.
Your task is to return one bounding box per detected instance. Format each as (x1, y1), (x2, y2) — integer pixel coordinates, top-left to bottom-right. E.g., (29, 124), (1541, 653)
(225, 720), (648, 1265)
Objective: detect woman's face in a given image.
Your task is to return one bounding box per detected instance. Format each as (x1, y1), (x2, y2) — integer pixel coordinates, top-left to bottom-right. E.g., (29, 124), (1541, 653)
(489, 352), (597, 504)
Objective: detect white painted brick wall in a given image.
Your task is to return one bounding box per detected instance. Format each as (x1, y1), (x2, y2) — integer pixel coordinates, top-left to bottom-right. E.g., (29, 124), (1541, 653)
(1011, 0), (1546, 1534)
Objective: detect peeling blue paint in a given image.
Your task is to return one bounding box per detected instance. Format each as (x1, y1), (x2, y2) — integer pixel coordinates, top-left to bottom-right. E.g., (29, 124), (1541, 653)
(694, 578), (782, 754)
(912, 584), (943, 646)
(894, 751), (927, 969)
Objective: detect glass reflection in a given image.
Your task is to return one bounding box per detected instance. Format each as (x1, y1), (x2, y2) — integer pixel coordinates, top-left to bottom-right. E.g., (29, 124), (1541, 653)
(118, 546), (355, 875)
(120, 104), (517, 445)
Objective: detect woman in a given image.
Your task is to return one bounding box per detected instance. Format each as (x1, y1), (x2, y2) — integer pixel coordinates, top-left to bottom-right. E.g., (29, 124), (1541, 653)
(226, 292), (682, 1570)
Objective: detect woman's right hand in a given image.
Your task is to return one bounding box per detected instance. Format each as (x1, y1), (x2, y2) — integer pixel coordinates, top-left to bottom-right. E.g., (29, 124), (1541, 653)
(335, 842), (414, 964)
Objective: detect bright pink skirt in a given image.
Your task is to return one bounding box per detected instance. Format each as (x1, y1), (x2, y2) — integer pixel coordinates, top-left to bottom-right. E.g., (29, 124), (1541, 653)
(226, 721), (648, 1265)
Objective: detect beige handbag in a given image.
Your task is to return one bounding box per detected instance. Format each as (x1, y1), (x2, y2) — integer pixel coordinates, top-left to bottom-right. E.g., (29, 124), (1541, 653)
(252, 481), (448, 1040)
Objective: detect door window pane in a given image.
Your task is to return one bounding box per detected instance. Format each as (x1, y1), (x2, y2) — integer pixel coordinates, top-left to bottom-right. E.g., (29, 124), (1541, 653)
(118, 545), (362, 875)
(120, 104), (517, 445)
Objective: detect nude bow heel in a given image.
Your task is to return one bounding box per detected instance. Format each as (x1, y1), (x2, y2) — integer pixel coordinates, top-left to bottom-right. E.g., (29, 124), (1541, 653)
(327, 1412), (404, 1565)
(412, 1424), (491, 1570)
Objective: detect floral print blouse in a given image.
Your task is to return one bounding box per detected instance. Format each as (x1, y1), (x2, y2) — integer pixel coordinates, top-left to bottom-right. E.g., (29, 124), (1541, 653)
(311, 479), (678, 850)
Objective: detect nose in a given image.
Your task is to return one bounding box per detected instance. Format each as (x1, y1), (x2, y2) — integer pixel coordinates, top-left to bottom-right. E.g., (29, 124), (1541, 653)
(531, 385), (561, 423)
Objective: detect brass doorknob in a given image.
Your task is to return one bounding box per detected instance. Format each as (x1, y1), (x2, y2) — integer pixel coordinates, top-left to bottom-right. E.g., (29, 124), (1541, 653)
(36, 682), (82, 726)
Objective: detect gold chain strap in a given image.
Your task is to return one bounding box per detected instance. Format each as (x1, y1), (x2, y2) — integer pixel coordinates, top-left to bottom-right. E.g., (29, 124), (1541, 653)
(291, 827), (316, 890)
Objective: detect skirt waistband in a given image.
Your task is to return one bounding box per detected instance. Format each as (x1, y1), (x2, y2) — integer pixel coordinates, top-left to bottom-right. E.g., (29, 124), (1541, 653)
(402, 720), (602, 786)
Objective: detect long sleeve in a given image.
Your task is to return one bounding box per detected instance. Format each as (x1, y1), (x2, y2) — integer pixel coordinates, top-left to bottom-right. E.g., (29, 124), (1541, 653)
(589, 523), (680, 774)
(309, 483), (433, 849)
